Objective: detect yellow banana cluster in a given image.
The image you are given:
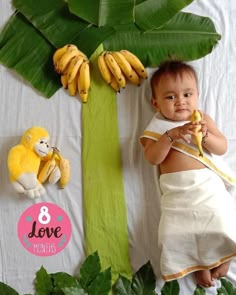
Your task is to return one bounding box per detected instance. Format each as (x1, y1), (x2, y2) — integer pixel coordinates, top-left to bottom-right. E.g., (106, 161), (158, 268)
(53, 44), (90, 103)
(98, 49), (148, 92)
(38, 147), (71, 189)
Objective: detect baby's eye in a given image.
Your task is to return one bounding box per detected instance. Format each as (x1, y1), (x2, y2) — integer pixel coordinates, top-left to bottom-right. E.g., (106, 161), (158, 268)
(166, 95), (175, 100)
(184, 92), (192, 97)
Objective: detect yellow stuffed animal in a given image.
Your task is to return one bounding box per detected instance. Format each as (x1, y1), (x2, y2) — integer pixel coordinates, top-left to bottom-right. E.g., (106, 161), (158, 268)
(7, 126), (61, 198)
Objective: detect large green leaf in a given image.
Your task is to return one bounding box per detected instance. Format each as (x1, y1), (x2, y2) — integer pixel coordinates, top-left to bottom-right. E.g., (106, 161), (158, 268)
(135, 0), (194, 30)
(0, 12), (60, 98)
(67, 0), (135, 27)
(13, 0), (115, 57)
(104, 12), (221, 66)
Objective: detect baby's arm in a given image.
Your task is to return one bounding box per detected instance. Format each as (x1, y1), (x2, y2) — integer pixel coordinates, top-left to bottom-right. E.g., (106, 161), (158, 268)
(142, 123), (194, 165)
(199, 113), (227, 155)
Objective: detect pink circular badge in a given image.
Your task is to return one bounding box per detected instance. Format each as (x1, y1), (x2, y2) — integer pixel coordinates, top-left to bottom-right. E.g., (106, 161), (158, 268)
(17, 202), (72, 256)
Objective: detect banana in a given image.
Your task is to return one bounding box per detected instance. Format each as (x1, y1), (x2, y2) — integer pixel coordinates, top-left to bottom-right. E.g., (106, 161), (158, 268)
(120, 50), (147, 79)
(59, 158), (70, 189)
(117, 72), (126, 88)
(127, 69), (140, 86)
(53, 44), (78, 66)
(109, 75), (120, 92)
(38, 152), (56, 184)
(68, 74), (78, 96)
(48, 166), (61, 184)
(67, 55), (84, 83)
(56, 47), (79, 74)
(104, 52), (123, 84)
(98, 52), (112, 84)
(61, 74), (68, 89)
(111, 51), (133, 78)
(78, 61), (90, 103)
(191, 109), (204, 157)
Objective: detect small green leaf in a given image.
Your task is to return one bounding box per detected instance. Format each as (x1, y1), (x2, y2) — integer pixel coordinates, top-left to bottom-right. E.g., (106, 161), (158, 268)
(35, 266), (53, 295)
(193, 286), (206, 295)
(79, 251), (102, 289)
(161, 280), (180, 295)
(61, 285), (87, 295)
(0, 282), (19, 295)
(113, 275), (132, 295)
(131, 261), (156, 295)
(88, 267), (112, 295)
(217, 278), (236, 295)
(50, 272), (80, 289)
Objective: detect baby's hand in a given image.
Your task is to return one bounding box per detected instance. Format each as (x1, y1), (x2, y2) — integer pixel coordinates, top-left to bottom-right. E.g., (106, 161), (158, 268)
(170, 123), (195, 143)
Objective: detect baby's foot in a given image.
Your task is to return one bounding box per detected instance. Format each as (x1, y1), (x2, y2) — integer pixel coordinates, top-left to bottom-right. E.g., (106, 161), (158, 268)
(211, 261), (231, 280)
(194, 269), (215, 288)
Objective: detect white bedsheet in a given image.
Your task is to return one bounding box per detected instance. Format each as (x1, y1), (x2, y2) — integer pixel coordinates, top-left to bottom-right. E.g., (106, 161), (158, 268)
(1, 1), (236, 294)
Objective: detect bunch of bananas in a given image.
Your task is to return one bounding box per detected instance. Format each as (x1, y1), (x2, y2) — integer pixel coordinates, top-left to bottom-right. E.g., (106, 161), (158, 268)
(38, 147), (70, 189)
(97, 50), (148, 92)
(53, 44), (90, 103)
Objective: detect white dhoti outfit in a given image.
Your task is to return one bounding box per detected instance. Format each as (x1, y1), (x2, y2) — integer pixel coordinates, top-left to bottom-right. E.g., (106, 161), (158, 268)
(140, 113), (236, 281)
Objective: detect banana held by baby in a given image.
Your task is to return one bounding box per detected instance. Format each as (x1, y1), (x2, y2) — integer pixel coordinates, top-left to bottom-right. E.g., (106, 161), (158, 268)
(191, 109), (204, 157)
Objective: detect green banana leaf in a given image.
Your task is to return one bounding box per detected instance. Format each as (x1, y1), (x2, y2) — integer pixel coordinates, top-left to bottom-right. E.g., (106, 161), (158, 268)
(0, 12), (60, 98)
(67, 0), (135, 27)
(135, 0), (194, 31)
(0, 0), (221, 98)
(67, 0), (194, 30)
(104, 12), (221, 66)
(13, 0), (116, 56)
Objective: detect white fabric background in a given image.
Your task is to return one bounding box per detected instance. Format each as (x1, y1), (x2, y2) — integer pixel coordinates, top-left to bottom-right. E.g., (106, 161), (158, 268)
(0, 1), (236, 294)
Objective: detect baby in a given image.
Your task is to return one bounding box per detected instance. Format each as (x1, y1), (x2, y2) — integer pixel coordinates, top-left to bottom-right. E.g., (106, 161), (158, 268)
(140, 60), (236, 288)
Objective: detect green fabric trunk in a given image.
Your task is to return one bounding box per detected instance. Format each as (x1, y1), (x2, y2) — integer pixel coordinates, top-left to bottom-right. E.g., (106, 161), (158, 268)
(82, 44), (132, 280)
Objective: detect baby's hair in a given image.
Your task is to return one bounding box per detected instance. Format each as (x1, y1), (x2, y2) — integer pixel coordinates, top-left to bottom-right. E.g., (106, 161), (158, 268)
(150, 59), (198, 99)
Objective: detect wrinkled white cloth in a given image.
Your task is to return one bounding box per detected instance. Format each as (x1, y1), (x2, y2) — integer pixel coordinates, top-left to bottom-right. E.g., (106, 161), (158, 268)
(159, 168), (236, 281)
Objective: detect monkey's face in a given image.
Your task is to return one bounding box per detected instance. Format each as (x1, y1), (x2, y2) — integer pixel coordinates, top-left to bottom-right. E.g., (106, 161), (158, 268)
(34, 137), (50, 158)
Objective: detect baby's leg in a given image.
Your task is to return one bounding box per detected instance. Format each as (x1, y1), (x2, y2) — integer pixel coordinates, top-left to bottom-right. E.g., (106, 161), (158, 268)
(194, 270), (215, 288)
(211, 261), (231, 280)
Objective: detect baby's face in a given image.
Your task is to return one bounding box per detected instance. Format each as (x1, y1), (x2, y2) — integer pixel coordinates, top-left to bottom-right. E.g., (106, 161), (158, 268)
(152, 72), (199, 121)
